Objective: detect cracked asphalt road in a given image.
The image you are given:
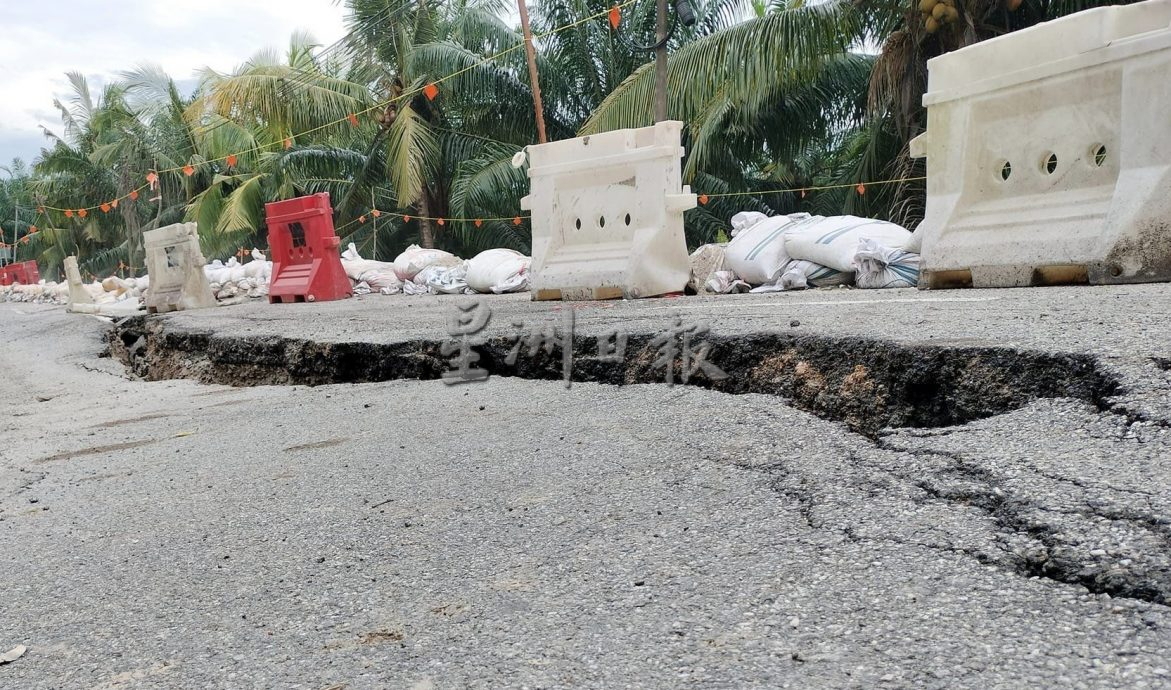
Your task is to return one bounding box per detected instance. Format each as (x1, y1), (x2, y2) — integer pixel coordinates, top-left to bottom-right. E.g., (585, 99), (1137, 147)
(1, 290), (1170, 689)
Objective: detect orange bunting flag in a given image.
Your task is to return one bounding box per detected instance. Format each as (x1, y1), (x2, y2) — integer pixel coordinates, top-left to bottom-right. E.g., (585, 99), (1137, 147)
(37, 206), (44, 214)
(359, 215), (367, 224)
(348, 113), (359, 127)
(513, 216), (522, 226)
(855, 183), (866, 195)
(284, 138), (293, 149)
(146, 171), (158, 184)
(130, 190), (139, 201)
(437, 218), (446, 226)
(474, 219), (483, 227)
(226, 154), (238, 168)
(28, 226), (37, 234)
(698, 194), (709, 205)
(21, 237), (29, 245)
(183, 164), (195, 177)
(65, 209), (74, 218)
(608, 5), (621, 29)
(78, 208), (88, 218)
(111, 198), (119, 209)
(100, 203), (111, 213)
(403, 215), (411, 222)
(423, 83), (439, 101)
(372, 209), (381, 218)
(800, 189), (807, 198)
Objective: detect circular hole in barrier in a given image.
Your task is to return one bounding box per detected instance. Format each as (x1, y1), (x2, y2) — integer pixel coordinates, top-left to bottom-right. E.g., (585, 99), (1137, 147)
(288, 248), (294, 258)
(624, 213), (632, 226)
(1091, 144), (1107, 167)
(1042, 152), (1058, 175)
(999, 161), (1013, 181)
(574, 218), (581, 230)
(599, 216), (606, 228)
(308, 246), (314, 255)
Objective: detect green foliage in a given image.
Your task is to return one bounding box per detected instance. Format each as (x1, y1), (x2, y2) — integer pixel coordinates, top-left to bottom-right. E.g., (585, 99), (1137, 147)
(17, 0), (1138, 280)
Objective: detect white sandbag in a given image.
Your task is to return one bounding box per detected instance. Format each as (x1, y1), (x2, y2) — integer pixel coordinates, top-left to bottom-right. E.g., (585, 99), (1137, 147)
(730, 212), (768, 238)
(415, 262), (469, 294)
(402, 280), (431, 296)
(706, 270), (751, 294)
(340, 242), (400, 291)
(244, 258), (268, 280)
(853, 238), (921, 289)
(393, 244), (461, 281)
(784, 216), (912, 273)
(466, 248), (531, 294)
(687, 244), (728, 294)
(724, 213), (820, 285)
(783, 260), (853, 289)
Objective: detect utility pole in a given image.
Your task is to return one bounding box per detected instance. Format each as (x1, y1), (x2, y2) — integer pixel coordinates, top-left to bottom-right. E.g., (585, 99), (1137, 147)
(517, 0), (548, 143)
(654, 0), (669, 122)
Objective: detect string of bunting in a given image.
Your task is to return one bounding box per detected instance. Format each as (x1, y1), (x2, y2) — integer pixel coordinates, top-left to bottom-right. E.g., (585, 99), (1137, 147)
(37, 0), (638, 218)
(24, 1), (922, 249)
(332, 175), (927, 233)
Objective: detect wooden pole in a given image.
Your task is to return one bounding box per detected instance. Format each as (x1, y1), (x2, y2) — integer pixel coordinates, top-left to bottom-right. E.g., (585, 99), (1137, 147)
(517, 0), (548, 144)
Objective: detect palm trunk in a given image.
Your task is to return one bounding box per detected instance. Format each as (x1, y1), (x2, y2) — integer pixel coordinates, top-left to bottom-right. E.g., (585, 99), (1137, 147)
(119, 168), (143, 272)
(418, 190), (435, 249)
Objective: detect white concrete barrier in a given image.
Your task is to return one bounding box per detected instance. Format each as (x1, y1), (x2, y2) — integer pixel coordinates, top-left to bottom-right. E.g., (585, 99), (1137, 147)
(910, 0), (1171, 288)
(521, 121), (696, 300)
(143, 223), (217, 313)
(63, 256), (94, 313)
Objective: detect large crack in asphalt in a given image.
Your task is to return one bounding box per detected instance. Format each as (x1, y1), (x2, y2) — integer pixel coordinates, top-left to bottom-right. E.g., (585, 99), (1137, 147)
(109, 315), (1117, 438)
(106, 315), (1171, 607)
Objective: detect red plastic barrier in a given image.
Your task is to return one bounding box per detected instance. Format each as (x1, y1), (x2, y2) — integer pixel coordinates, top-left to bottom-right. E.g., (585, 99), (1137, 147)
(264, 193), (352, 304)
(0, 260), (41, 286)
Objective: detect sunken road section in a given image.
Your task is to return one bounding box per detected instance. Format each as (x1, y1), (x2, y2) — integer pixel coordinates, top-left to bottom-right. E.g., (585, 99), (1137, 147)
(109, 315), (1117, 439)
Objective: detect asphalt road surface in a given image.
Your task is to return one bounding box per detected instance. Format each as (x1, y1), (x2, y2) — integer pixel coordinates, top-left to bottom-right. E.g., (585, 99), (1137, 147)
(1, 287), (1169, 689)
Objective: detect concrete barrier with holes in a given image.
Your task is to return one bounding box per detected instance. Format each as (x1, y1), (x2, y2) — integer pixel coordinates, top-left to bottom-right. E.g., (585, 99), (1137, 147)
(143, 223), (217, 313)
(909, 0), (1171, 288)
(521, 121), (696, 300)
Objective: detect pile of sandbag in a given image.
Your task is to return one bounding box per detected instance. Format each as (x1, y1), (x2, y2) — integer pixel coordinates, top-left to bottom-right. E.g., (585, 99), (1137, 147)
(203, 249), (272, 300)
(707, 212), (920, 292)
(0, 280), (69, 305)
(343, 244), (531, 296)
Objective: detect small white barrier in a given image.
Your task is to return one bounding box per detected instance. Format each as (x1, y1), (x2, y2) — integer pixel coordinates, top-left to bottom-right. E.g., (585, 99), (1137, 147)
(910, 0), (1171, 288)
(63, 256), (94, 313)
(143, 223), (217, 313)
(521, 121), (696, 300)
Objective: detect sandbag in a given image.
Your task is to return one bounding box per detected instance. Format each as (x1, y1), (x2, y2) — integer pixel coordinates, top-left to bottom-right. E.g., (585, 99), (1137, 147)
(466, 248), (530, 294)
(393, 244), (461, 281)
(854, 238), (921, 289)
(724, 213), (818, 285)
(782, 260), (853, 289)
(341, 242), (401, 291)
(415, 262), (470, 294)
(687, 244), (727, 294)
(784, 216), (911, 273)
(706, 270), (751, 294)
(730, 212), (768, 238)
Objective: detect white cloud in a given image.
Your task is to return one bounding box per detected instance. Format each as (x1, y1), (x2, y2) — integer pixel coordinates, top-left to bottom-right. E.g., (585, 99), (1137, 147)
(0, 0), (347, 164)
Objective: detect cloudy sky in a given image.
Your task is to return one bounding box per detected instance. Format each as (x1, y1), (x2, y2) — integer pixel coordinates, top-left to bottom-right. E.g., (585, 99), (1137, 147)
(0, 1), (349, 166)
